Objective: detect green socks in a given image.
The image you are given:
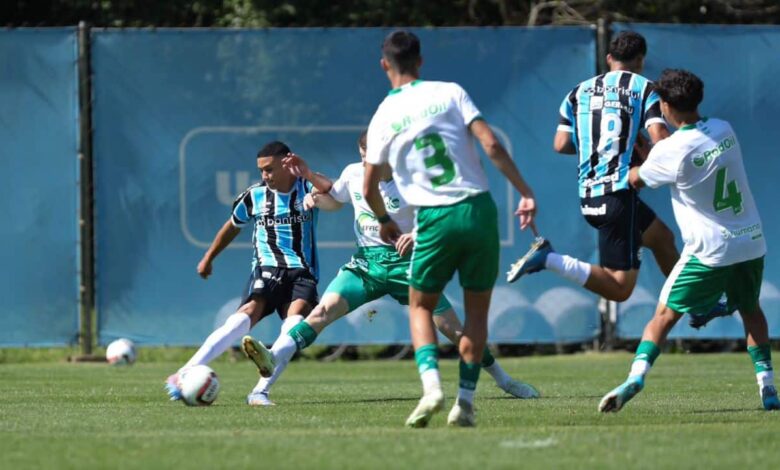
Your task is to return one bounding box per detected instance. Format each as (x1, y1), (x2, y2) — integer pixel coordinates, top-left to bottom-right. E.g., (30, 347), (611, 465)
(629, 340), (661, 379)
(287, 321), (318, 350)
(748, 343), (773, 373)
(480, 347), (496, 368)
(459, 360), (481, 391)
(415, 344), (439, 374)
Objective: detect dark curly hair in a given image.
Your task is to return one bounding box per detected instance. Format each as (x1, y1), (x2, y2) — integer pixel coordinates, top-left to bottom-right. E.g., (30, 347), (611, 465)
(655, 69), (704, 113)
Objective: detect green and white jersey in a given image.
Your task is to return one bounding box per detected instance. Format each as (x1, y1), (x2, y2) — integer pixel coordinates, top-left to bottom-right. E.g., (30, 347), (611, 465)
(366, 80), (489, 207)
(329, 163), (415, 247)
(639, 118), (766, 267)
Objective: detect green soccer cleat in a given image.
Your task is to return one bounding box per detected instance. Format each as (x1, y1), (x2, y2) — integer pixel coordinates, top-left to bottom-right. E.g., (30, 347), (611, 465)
(241, 335), (275, 378)
(499, 379), (540, 399)
(405, 389), (444, 429)
(598, 376), (644, 413)
(447, 399), (476, 427)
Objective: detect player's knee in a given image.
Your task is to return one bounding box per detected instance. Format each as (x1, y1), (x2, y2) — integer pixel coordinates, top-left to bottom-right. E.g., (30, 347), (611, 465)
(612, 286), (634, 302)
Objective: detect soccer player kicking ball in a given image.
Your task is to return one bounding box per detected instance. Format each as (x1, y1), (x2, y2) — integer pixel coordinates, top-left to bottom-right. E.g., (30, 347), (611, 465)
(363, 31), (538, 427)
(164, 141), (332, 401)
(598, 69), (778, 413)
(508, 32), (729, 329)
(241, 132), (539, 406)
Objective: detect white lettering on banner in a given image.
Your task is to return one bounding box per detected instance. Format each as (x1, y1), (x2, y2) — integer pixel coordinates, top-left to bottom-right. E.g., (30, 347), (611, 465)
(216, 171), (251, 205)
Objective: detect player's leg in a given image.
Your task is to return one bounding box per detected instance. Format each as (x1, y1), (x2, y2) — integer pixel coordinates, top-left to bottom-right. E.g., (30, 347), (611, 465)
(406, 288), (446, 428)
(164, 267), (274, 400)
(433, 306), (539, 399)
(639, 211), (678, 277)
(600, 255), (722, 412)
(727, 257), (778, 410)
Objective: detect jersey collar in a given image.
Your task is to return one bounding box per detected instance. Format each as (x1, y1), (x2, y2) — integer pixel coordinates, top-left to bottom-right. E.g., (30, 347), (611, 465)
(388, 79), (423, 96)
(679, 117), (708, 131)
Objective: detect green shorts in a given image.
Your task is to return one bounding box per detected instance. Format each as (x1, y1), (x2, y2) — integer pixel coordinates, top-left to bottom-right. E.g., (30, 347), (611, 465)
(661, 254), (764, 314)
(410, 191), (500, 293)
(324, 246), (452, 315)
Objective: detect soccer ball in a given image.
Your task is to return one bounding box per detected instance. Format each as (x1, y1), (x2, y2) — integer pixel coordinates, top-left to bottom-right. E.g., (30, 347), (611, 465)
(106, 338), (136, 365)
(179, 365), (220, 406)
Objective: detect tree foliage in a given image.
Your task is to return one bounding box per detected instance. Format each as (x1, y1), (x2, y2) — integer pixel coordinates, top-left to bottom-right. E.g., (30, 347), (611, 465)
(3, 0), (780, 27)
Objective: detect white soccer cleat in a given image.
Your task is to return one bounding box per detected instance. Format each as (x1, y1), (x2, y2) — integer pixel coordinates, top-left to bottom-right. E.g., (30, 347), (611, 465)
(241, 335), (276, 378)
(246, 391), (275, 406)
(405, 389), (444, 428)
(499, 379), (541, 399)
(447, 399), (476, 427)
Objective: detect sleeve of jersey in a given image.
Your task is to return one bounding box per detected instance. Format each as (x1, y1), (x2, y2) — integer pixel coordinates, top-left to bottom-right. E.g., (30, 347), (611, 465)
(328, 170), (351, 203)
(638, 143), (680, 189)
(557, 90), (575, 133)
(231, 190), (253, 227)
(365, 114), (389, 165)
(642, 86), (666, 129)
(456, 85), (482, 126)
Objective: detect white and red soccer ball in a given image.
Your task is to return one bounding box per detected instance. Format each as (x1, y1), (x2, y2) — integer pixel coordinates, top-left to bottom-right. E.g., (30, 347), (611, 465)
(179, 365), (221, 406)
(106, 338), (136, 365)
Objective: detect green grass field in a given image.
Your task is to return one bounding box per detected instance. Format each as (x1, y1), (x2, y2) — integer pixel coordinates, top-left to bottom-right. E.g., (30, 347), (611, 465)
(2, 353), (778, 469)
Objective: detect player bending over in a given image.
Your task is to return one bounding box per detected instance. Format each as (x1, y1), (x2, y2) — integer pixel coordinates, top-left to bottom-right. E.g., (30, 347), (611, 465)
(363, 31), (537, 427)
(598, 69), (778, 412)
(241, 132), (539, 406)
(508, 31), (729, 329)
(164, 141), (331, 401)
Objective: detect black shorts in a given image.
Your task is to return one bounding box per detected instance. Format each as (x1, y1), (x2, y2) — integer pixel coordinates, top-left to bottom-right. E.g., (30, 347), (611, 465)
(580, 189), (656, 271)
(240, 266), (319, 320)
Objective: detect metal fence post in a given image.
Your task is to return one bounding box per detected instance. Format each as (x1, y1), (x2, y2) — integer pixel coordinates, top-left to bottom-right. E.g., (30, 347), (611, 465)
(77, 21), (96, 357)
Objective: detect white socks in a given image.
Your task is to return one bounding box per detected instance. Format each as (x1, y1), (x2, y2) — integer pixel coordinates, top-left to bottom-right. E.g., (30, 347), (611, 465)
(252, 316), (304, 395)
(183, 312), (250, 369)
(629, 359), (651, 379)
(421, 369), (442, 395)
(757, 370), (775, 388)
(545, 252), (591, 286)
(484, 362), (511, 388)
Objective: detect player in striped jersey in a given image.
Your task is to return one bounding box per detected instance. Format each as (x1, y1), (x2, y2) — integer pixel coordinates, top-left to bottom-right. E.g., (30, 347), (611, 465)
(508, 32), (687, 311)
(240, 132), (539, 406)
(164, 141), (332, 402)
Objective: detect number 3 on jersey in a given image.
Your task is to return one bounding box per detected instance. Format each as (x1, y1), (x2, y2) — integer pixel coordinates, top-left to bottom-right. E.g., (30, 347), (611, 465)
(713, 167), (743, 215)
(415, 133), (455, 188)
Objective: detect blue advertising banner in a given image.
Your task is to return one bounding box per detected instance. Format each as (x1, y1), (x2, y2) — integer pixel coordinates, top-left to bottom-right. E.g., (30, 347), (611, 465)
(0, 29), (80, 346)
(92, 27), (598, 346)
(614, 24), (780, 339)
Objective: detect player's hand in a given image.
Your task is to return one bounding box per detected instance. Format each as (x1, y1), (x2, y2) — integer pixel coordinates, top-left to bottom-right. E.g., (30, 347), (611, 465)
(395, 233), (414, 257)
(515, 196), (536, 231)
(303, 193), (318, 210)
(282, 153), (311, 179)
(379, 219), (402, 245)
(197, 258), (213, 279)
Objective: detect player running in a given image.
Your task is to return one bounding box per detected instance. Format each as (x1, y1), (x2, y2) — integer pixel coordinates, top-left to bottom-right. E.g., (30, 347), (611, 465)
(241, 132), (539, 406)
(362, 31), (538, 427)
(508, 32), (725, 328)
(598, 69), (778, 412)
(164, 141), (331, 401)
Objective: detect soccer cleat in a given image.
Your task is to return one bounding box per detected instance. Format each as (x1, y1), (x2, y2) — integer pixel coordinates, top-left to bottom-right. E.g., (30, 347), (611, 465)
(164, 373), (182, 401)
(761, 385), (780, 411)
(598, 376), (644, 413)
(447, 399), (476, 427)
(241, 335), (276, 378)
(507, 237), (553, 283)
(499, 379), (541, 399)
(405, 389), (444, 428)
(688, 300), (734, 329)
(247, 391), (275, 406)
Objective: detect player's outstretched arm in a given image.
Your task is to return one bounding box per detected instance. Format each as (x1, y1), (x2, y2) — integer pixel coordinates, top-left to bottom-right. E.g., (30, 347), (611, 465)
(470, 119), (537, 230)
(282, 153), (333, 193)
(197, 219), (241, 279)
(553, 130), (577, 154)
(303, 191), (343, 212)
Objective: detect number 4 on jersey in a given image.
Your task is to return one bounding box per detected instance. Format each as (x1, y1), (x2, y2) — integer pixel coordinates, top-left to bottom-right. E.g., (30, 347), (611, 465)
(713, 167), (743, 215)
